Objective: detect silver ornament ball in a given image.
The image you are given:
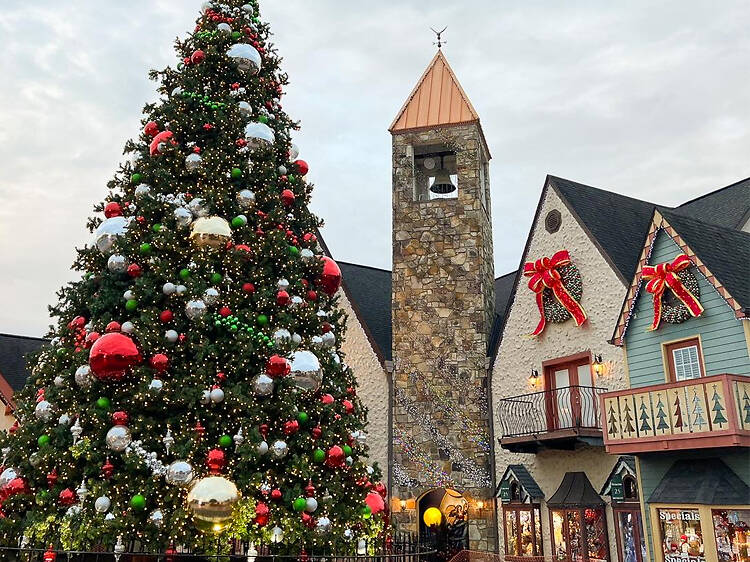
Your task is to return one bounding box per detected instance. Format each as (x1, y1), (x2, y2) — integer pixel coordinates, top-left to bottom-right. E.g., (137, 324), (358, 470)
(166, 460), (195, 487)
(253, 374), (274, 397)
(105, 425), (132, 452)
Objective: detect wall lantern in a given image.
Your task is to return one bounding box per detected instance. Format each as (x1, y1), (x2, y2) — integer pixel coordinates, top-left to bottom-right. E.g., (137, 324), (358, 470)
(529, 369), (540, 387)
(592, 354), (606, 376)
(399, 498), (407, 510)
(476, 500), (485, 510)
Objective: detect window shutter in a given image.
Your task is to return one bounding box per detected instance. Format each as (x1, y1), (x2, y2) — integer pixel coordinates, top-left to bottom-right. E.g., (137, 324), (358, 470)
(672, 345), (701, 380)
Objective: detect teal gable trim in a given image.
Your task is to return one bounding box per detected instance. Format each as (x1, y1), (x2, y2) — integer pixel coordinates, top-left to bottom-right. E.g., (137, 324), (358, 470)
(625, 230), (750, 389)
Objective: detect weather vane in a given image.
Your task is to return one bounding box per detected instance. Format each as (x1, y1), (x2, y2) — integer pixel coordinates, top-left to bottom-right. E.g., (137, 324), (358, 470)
(431, 26), (447, 49)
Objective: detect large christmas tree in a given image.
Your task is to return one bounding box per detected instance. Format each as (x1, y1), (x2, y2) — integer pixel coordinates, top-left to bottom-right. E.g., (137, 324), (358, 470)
(0, 0), (385, 553)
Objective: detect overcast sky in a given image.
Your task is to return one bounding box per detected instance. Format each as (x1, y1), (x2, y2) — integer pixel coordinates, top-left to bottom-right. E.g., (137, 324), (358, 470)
(1, 1), (748, 337)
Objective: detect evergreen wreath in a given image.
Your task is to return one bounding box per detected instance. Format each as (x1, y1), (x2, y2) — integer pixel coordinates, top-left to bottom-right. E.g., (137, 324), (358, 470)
(661, 268), (700, 324)
(542, 264), (583, 324)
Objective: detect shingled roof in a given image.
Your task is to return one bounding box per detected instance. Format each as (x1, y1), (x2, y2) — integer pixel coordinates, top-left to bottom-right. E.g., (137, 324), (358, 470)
(0, 334), (46, 406)
(675, 177), (750, 230)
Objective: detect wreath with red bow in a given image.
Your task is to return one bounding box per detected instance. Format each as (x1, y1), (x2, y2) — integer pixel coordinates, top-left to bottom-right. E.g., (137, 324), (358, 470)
(660, 268), (700, 325)
(542, 264), (583, 324)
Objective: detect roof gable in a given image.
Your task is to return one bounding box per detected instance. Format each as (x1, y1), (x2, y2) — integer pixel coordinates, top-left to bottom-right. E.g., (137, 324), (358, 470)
(675, 177), (750, 230)
(0, 333), (46, 392)
(389, 50), (479, 134)
(612, 210), (749, 345)
(649, 458), (750, 505)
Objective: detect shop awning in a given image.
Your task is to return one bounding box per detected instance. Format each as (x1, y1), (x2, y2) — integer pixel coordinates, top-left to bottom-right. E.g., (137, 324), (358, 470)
(547, 472), (605, 508)
(496, 464), (544, 502)
(648, 458), (750, 505)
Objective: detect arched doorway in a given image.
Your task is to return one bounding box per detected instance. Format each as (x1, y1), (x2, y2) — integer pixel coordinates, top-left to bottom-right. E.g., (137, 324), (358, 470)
(418, 488), (469, 554)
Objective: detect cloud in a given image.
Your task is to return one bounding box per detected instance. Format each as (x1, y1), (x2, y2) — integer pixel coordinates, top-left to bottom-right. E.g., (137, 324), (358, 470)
(0, 0), (748, 335)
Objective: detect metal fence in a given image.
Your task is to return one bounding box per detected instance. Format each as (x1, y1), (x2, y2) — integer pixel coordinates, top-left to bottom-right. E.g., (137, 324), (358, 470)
(0, 532), (438, 562)
(496, 385), (607, 437)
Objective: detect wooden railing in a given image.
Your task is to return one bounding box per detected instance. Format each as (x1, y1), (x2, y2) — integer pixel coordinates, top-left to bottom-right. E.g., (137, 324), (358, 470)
(600, 373), (750, 454)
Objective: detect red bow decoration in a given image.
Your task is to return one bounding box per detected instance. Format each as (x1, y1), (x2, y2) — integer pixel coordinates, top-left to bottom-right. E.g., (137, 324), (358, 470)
(642, 253), (703, 331)
(523, 250), (587, 336)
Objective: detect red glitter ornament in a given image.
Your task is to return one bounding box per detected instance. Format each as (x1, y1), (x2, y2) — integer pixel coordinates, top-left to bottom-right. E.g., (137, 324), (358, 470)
(6, 477), (30, 496)
(319, 257), (342, 296)
(150, 353), (169, 373)
(191, 49), (206, 64)
(219, 306), (232, 317)
(307, 290), (317, 301)
(366, 491), (386, 514)
(111, 411), (129, 426)
(242, 282), (255, 293)
(89, 332), (142, 382)
(104, 202), (122, 218)
(311, 426), (322, 439)
(206, 449), (226, 474)
(342, 400), (354, 414)
(320, 394), (334, 405)
(303, 233), (317, 243)
(43, 545), (57, 562)
(255, 501), (269, 526)
(144, 121), (159, 137)
(102, 458), (114, 479)
(281, 189), (295, 206)
(325, 445), (345, 468)
(271, 489), (282, 500)
(59, 488), (76, 506)
(46, 468), (58, 489)
(321, 322), (332, 334)
(294, 160), (309, 176)
(375, 482), (388, 498)
(160, 310), (174, 323)
(85, 331), (100, 348)
(283, 420), (299, 435)
(127, 264), (142, 278)
(266, 355), (290, 377)
(105, 321), (121, 333)
(276, 290), (290, 306)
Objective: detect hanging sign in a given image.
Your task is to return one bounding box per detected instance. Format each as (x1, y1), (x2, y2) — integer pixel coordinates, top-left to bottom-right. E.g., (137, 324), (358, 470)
(610, 475), (624, 501)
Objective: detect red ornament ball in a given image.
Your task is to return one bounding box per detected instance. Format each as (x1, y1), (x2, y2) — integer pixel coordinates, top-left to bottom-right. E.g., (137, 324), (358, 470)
(85, 331), (100, 348)
(6, 477), (29, 496)
(294, 159), (309, 176)
(149, 130), (175, 156)
(271, 489), (282, 501)
(242, 282), (255, 293)
(105, 321), (121, 333)
(266, 355), (290, 377)
(374, 482), (388, 499)
(342, 399), (354, 414)
(311, 426), (323, 440)
(43, 546), (57, 562)
(255, 501), (269, 526)
(111, 411), (129, 426)
(104, 202), (123, 218)
(276, 290), (290, 306)
(206, 448), (226, 474)
(89, 332), (142, 381)
(306, 290), (317, 301)
(365, 491), (386, 514)
(325, 445), (346, 468)
(283, 420), (299, 435)
(160, 310), (174, 323)
(59, 488), (76, 507)
(46, 469), (58, 489)
(191, 49), (206, 64)
(127, 264), (142, 278)
(281, 189), (295, 206)
(150, 353), (169, 373)
(319, 257), (342, 296)
(143, 121), (159, 137)
(219, 306), (232, 318)
(320, 394), (334, 405)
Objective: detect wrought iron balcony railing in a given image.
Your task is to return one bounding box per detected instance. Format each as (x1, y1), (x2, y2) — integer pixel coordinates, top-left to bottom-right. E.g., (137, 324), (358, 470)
(497, 385), (607, 438)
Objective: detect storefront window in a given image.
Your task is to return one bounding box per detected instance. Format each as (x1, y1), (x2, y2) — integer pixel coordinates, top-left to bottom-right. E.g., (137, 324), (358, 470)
(713, 509), (750, 562)
(658, 508), (704, 562)
(503, 505), (543, 558)
(552, 508), (609, 561)
(616, 509), (646, 562)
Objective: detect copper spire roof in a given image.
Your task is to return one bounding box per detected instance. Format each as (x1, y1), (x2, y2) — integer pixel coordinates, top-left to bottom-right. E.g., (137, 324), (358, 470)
(389, 50), (480, 133)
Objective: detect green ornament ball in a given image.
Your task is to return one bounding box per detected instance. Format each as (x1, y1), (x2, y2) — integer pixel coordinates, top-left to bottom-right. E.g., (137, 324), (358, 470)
(231, 216), (246, 228)
(139, 243), (152, 254)
(313, 449), (326, 463)
(258, 115), (269, 124)
(229, 324), (238, 333)
(297, 411), (309, 424)
(130, 494), (147, 511)
(152, 223), (162, 232)
(288, 246), (300, 257)
(219, 435), (232, 448)
(37, 435), (50, 448)
(211, 273), (223, 284)
(125, 299), (138, 312)
(362, 505), (372, 519)
(96, 397), (111, 410)
(343, 445), (352, 456)
(232, 31), (242, 40)
(231, 167), (243, 179)
(257, 314), (269, 326)
(131, 173), (142, 183)
(179, 268), (191, 280)
(293, 497), (307, 512)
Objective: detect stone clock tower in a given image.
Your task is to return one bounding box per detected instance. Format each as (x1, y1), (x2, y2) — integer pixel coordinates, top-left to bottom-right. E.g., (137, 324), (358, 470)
(389, 49), (497, 550)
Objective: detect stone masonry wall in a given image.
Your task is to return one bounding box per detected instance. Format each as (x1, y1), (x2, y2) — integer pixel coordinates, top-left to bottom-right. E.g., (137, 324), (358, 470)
(491, 184), (630, 559)
(391, 123), (496, 550)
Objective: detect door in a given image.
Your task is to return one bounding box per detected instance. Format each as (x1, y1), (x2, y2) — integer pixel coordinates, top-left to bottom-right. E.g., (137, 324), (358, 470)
(614, 509), (645, 562)
(545, 354), (594, 431)
(554, 368), (573, 429)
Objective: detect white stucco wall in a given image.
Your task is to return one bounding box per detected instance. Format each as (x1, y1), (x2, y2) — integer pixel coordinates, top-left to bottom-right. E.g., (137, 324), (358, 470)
(337, 289), (390, 486)
(491, 185), (631, 559)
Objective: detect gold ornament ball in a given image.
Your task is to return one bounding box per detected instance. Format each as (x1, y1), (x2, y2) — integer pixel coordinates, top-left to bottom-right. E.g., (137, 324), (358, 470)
(190, 217), (232, 249)
(186, 476), (240, 533)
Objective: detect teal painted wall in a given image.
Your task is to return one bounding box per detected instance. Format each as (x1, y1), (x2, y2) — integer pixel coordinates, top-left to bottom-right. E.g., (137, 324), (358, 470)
(625, 230), (750, 389)
(637, 450), (750, 562)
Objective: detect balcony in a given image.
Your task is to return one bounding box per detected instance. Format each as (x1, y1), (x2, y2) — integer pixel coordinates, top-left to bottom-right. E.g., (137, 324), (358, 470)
(497, 386), (607, 453)
(600, 373), (750, 454)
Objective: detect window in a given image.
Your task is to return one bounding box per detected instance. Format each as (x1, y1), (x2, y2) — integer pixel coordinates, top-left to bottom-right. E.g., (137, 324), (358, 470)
(504, 505), (543, 558)
(657, 508), (705, 562)
(712, 509), (750, 562)
(665, 339), (704, 382)
(552, 507), (609, 561)
(543, 353), (599, 431)
(614, 508), (646, 562)
(623, 476), (638, 501)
